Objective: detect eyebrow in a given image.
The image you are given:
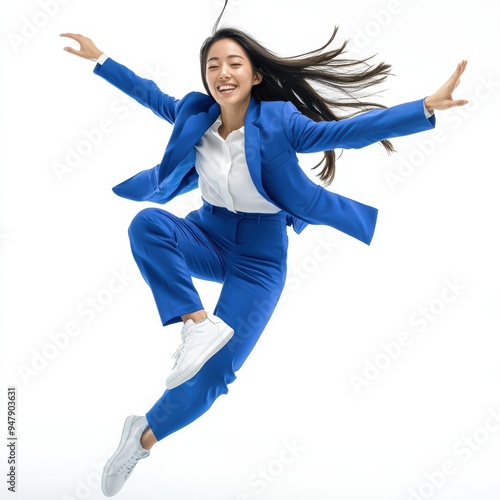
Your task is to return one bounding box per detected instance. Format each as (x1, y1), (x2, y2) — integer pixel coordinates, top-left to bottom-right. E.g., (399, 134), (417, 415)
(207, 54), (244, 63)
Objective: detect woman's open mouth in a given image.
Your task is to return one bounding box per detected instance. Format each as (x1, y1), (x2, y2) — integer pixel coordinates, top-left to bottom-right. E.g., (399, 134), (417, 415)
(217, 85), (237, 95)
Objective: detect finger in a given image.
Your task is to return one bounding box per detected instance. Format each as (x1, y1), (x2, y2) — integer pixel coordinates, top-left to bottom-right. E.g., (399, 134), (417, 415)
(444, 64), (462, 87)
(59, 33), (83, 42)
(448, 71), (463, 90)
(443, 61), (467, 88)
(458, 60), (468, 77)
(453, 61), (468, 88)
(447, 98), (469, 109)
(452, 63), (463, 80)
(63, 46), (81, 55)
(454, 98), (469, 107)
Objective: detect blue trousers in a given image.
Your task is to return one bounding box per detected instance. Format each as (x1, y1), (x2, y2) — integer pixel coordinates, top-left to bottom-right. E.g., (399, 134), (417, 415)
(128, 201), (289, 441)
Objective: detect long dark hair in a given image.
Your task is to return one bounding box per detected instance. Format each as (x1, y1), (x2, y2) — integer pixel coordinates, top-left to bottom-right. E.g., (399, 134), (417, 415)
(200, 1), (395, 186)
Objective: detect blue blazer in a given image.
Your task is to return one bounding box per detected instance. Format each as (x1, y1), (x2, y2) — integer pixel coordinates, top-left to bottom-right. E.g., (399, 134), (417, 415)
(94, 58), (435, 245)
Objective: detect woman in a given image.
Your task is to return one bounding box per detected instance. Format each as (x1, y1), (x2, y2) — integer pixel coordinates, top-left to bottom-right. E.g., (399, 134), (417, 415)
(60, 12), (467, 496)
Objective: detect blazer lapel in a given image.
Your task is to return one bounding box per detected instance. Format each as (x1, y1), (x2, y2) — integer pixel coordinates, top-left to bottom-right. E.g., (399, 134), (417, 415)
(159, 100), (220, 181)
(244, 97), (274, 203)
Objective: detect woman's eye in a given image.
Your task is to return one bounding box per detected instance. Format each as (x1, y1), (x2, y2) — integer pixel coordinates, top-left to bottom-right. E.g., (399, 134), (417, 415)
(208, 66), (219, 70)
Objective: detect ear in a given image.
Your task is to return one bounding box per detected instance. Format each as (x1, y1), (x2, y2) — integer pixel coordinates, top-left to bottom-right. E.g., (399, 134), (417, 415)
(252, 70), (263, 86)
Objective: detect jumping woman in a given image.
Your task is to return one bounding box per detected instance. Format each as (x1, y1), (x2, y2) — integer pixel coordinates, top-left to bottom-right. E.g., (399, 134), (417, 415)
(60, 6), (467, 496)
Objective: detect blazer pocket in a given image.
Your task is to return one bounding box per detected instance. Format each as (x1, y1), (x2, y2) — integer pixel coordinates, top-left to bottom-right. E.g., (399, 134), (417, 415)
(264, 150), (291, 173)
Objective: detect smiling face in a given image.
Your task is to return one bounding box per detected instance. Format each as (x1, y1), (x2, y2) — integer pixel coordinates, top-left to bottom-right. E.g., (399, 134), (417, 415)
(204, 38), (262, 111)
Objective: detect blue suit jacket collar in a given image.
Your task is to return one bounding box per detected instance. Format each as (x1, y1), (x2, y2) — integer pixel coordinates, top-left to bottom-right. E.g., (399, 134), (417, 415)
(169, 96), (271, 204)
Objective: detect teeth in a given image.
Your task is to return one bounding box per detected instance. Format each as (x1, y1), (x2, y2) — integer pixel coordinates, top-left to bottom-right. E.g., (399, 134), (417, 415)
(219, 85), (236, 91)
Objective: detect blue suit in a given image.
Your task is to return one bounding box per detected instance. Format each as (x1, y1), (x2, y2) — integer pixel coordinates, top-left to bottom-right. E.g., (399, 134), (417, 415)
(94, 58), (435, 245)
(93, 58), (436, 442)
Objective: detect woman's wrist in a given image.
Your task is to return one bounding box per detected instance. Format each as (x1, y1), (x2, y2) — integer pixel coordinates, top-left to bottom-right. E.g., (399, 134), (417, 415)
(424, 96), (435, 114)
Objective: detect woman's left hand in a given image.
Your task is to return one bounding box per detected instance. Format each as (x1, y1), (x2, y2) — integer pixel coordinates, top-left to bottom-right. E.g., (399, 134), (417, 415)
(424, 60), (468, 113)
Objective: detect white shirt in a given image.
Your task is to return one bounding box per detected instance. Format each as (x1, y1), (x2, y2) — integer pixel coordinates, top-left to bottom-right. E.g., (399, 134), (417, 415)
(194, 116), (281, 213)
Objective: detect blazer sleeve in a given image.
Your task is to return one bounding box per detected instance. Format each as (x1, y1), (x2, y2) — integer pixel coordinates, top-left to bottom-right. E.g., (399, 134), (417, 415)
(93, 58), (180, 124)
(283, 99), (436, 153)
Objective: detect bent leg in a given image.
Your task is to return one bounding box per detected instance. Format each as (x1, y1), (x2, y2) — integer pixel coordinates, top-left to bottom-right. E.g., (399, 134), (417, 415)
(145, 273), (286, 441)
(128, 207), (226, 326)
(145, 217), (288, 441)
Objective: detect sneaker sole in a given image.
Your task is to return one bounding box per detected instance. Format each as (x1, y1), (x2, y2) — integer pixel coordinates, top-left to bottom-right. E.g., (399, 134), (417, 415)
(101, 415), (142, 497)
(166, 325), (234, 389)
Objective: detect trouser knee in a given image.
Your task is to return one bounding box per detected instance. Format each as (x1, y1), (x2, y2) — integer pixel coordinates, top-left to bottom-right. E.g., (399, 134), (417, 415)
(128, 208), (180, 255)
(128, 208), (161, 242)
(189, 346), (238, 403)
(201, 348), (238, 389)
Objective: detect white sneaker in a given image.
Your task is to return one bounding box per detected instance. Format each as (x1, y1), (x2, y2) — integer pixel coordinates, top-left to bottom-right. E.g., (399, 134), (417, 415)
(166, 314), (234, 389)
(101, 415), (150, 497)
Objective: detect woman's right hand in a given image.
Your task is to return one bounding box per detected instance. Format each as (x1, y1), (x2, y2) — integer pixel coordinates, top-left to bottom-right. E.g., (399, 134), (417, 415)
(424, 60), (468, 113)
(60, 33), (104, 60)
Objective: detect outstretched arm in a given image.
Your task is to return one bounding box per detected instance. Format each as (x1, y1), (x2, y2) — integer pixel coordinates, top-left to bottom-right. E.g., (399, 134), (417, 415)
(424, 60), (468, 113)
(286, 60), (469, 153)
(59, 33), (179, 123)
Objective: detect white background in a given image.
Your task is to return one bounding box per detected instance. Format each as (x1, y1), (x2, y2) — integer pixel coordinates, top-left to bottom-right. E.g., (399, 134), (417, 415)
(1, 0), (500, 499)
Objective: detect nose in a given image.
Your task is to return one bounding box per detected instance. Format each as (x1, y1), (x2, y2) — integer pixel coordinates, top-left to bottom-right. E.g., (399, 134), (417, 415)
(218, 63), (231, 80)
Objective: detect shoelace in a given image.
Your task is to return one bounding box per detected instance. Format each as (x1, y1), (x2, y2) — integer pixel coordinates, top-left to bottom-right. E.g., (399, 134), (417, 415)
(117, 448), (149, 477)
(171, 322), (195, 368)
